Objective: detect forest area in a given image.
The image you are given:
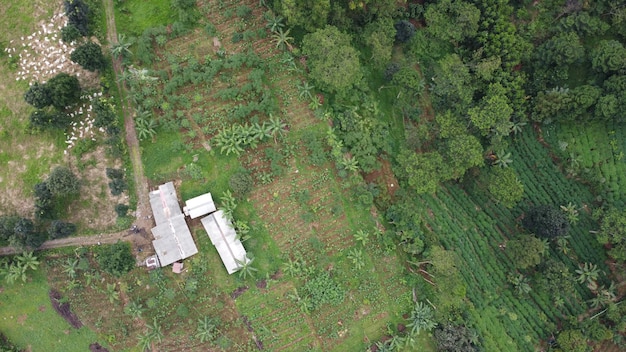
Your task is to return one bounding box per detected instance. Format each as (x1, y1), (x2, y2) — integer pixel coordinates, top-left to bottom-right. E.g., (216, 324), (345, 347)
(0, 0), (625, 351)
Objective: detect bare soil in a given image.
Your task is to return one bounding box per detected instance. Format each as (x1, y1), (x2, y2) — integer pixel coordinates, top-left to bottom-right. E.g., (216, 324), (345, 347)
(49, 289), (83, 329)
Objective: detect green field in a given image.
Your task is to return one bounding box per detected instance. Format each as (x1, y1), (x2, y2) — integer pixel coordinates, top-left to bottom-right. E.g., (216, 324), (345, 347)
(0, 264), (104, 351)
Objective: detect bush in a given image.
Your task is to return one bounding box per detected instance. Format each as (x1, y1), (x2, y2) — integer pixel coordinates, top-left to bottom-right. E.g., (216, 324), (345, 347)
(108, 178), (127, 195)
(48, 220), (77, 239)
(70, 42), (106, 71)
(29, 109), (70, 130)
(301, 270), (345, 311)
(115, 204), (129, 217)
(61, 24), (82, 43)
(0, 215), (19, 241)
(47, 73), (81, 110)
(24, 82), (52, 109)
(229, 170), (253, 197)
(65, 0), (90, 36)
(96, 241), (135, 277)
(47, 166), (80, 196)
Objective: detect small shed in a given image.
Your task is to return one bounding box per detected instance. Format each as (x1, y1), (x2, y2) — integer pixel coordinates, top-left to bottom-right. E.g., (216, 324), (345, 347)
(200, 210), (247, 274)
(172, 262), (184, 274)
(183, 192), (216, 219)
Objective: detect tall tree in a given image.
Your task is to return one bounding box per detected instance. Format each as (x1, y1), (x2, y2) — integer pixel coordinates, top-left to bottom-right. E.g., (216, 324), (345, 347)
(302, 26), (363, 93)
(46, 73), (81, 110)
(24, 82), (52, 109)
(523, 205), (570, 239)
(506, 235), (546, 269)
(425, 0), (480, 44)
(595, 207), (626, 261)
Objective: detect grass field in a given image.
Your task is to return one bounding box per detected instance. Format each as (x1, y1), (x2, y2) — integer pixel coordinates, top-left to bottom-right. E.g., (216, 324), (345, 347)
(0, 264), (104, 351)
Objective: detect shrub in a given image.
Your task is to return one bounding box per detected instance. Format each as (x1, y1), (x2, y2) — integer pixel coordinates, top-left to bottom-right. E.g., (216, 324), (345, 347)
(115, 204), (129, 217)
(61, 24), (82, 43)
(48, 220), (77, 239)
(71, 42), (106, 71)
(47, 166), (80, 196)
(229, 170), (253, 197)
(96, 241), (135, 277)
(65, 0), (90, 36)
(24, 82), (52, 109)
(108, 178), (127, 195)
(301, 270), (345, 311)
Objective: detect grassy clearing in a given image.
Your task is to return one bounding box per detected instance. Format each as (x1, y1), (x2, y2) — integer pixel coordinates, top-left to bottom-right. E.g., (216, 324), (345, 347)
(0, 266), (103, 351)
(114, 0), (175, 36)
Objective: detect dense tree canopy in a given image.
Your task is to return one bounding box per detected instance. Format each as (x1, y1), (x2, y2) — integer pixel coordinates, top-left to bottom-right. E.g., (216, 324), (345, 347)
(71, 42), (106, 71)
(507, 235), (546, 269)
(424, 0), (480, 44)
(523, 205), (570, 239)
(46, 166), (80, 197)
(46, 73), (81, 110)
(302, 26), (362, 93)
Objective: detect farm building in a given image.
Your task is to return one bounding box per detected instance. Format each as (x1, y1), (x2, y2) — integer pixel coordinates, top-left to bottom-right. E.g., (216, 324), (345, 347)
(183, 192), (216, 219)
(201, 210), (248, 275)
(149, 182), (198, 267)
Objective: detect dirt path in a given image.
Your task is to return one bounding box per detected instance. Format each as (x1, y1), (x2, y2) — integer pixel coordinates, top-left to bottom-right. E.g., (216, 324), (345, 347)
(0, 0), (153, 257)
(102, 0), (152, 231)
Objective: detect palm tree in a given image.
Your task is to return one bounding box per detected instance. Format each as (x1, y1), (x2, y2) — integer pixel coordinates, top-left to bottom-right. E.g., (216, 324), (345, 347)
(575, 262), (600, 286)
(111, 34), (134, 60)
(16, 251), (40, 272)
(135, 116), (157, 141)
(62, 258), (79, 279)
(510, 120), (526, 135)
(557, 235), (571, 255)
(146, 318), (164, 344)
(282, 258), (302, 277)
(272, 28), (294, 51)
(235, 256), (258, 279)
(560, 202), (579, 224)
(406, 301), (436, 335)
(265, 114), (287, 143)
(264, 12), (284, 33)
(508, 273), (531, 295)
(219, 190), (237, 220)
(105, 283), (120, 303)
(195, 316), (218, 343)
(346, 248), (364, 270)
(297, 81), (315, 101)
(353, 229), (369, 246)
(124, 301), (144, 319)
(340, 155), (359, 173)
(494, 150), (513, 168)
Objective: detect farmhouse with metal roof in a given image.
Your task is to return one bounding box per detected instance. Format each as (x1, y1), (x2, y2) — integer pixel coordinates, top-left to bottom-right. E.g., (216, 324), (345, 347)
(149, 182), (198, 267)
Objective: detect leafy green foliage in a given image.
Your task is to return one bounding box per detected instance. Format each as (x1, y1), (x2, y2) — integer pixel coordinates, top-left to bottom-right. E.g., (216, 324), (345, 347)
(96, 241), (135, 277)
(591, 40), (626, 73)
(535, 32), (585, 67)
(47, 166), (80, 196)
(395, 149), (448, 195)
(363, 18), (395, 68)
(301, 270), (345, 311)
(229, 169), (253, 198)
(556, 329), (590, 352)
(445, 134), (483, 178)
(433, 324), (477, 352)
(596, 207), (626, 261)
(425, 0), (480, 44)
(24, 82), (52, 109)
(522, 205), (569, 239)
(506, 235), (546, 269)
(486, 167), (524, 208)
(46, 73), (81, 110)
(302, 26), (362, 93)
(71, 42), (106, 71)
(47, 220), (76, 239)
(64, 0), (90, 36)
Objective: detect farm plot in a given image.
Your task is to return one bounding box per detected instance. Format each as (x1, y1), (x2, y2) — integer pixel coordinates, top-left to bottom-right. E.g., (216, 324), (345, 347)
(410, 127), (610, 350)
(549, 121), (626, 205)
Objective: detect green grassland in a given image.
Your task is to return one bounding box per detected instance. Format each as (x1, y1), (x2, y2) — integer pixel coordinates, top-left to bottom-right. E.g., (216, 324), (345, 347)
(0, 264), (104, 351)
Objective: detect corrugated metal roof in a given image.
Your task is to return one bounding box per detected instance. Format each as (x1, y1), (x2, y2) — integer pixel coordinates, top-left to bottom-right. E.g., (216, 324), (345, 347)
(149, 182), (198, 267)
(200, 210), (247, 274)
(183, 193), (216, 219)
